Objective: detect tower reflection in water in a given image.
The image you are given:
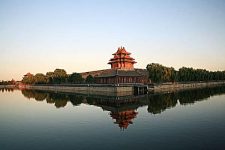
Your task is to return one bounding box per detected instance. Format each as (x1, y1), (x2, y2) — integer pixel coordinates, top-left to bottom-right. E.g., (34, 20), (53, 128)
(18, 86), (225, 130)
(110, 110), (138, 130)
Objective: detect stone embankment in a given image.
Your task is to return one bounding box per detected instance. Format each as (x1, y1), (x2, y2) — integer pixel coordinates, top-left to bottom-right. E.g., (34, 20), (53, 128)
(1, 81), (225, 95)
(149, 81), (225, 93)
(24, 84), (133, 96)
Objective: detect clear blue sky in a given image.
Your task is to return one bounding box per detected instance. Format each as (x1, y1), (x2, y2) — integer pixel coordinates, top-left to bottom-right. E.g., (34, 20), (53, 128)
(0, 0), (225, 80)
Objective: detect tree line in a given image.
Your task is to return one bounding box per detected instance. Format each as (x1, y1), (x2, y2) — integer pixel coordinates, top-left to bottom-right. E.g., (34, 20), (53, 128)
(22, 69), (95, 84)
(147, 63), (225, 83)
(4, 64), (225, 85)
(0, 79), (16, 85)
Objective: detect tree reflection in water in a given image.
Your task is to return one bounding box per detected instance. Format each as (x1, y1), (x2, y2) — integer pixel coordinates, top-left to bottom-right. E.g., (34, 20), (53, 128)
(148, 92), (177, 114)
(0, 87), (15, 93)
(22, 90), (84, 108)
(20, 86), (225, 129)
(148, 86), (225, 114)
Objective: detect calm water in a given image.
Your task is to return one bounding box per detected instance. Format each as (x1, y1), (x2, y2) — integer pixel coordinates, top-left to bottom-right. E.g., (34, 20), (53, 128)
(1, 87), (225, 150)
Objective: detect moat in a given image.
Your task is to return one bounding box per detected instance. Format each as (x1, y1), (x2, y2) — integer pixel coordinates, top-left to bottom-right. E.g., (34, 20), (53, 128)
(1, 86), (225, 150)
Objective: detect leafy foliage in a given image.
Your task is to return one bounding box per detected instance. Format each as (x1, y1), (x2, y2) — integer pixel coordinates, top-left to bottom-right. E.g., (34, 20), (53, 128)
(46, 72), (54, 84)
(52, 69), (68, 84)
(85, 75), (95, 83)
(0, 79), (16, 85)
(34, 73), (47, 84)
(146, 63), (176, 83)
(68, 73), (84, 84)
(22, 75), (35, 84)
(147, 63), (225, 83)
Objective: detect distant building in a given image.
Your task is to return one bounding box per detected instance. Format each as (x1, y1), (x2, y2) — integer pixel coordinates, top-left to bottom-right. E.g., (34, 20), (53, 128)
(80, 47), (149, 84)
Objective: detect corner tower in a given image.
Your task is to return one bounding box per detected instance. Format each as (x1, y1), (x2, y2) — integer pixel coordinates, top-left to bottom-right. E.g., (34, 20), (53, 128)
(108, 47), (136, 70)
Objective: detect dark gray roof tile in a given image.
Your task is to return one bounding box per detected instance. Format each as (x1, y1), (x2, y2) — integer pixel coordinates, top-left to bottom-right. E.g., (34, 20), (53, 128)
(96, 69), (145, 78)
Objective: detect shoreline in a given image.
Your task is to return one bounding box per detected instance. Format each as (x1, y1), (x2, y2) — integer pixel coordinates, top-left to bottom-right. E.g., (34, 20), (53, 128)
(149, 81), (225, 93)
(1, 81), (225, 95)
(21, 84), (134, 96)
(0, 85), (16, 88)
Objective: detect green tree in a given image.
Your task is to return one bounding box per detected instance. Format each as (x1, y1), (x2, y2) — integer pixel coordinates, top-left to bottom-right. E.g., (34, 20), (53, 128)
(147, 63), (176, 83)
(146, 63), (164, 83)
(22, 75), (35, 84)
(68, 73), (84, 84)
(46, 72), (54, 84)
(34, 73), (47, 84)
(85, 75), (95, 83)
(147, 63), (225, 83)
(53, 69), (68, 84)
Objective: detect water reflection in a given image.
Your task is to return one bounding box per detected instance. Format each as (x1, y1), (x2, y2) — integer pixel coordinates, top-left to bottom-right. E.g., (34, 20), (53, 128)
(148, 86), (225, 114)
(18, 86), (225, 129)
(110, 110), (138, 130)
(21, 90), (84, 108)
(0, 87), (15, 92)
(87, 96), (146, 130)
(148, 92), (177, 114)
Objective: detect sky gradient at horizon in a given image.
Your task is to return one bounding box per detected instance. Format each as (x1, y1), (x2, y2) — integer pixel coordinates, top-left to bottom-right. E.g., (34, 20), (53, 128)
(1, 0), (225, 80)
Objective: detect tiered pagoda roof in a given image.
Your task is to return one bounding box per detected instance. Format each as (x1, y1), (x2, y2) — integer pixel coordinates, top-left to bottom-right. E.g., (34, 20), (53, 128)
(108, 47), (136, 70)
